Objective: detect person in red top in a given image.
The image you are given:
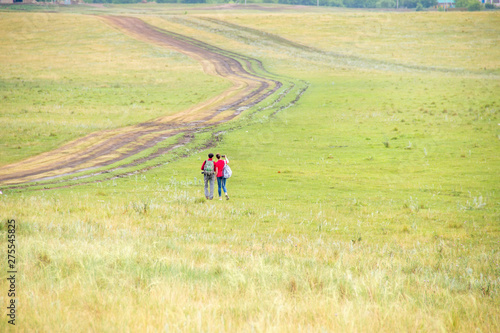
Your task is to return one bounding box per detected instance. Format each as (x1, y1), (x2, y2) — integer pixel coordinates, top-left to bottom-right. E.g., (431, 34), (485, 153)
(201, 153), (215, 200)
(214, 153), (229, 200)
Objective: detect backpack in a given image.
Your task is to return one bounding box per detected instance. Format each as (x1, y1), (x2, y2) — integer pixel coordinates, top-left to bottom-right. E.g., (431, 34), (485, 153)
(223, 164), (232, 179)
(203, 160), (214, 176)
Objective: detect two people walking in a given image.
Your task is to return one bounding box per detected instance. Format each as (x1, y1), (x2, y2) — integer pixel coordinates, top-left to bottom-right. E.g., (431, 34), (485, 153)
(201, 153), (230, 200)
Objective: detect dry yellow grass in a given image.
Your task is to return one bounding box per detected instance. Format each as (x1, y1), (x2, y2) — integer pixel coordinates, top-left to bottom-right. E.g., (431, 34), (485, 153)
(1, 183), (498, 331)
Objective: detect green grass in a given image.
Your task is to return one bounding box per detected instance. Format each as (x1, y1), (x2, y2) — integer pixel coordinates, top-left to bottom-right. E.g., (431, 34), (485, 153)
(0, 13), (229, 166)
(216, 11), (500, 73)
(0, 5), (499, 332)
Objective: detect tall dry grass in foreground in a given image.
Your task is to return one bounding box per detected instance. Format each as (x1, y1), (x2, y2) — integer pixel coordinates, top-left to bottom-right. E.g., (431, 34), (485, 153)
(1, 184), (498, 331)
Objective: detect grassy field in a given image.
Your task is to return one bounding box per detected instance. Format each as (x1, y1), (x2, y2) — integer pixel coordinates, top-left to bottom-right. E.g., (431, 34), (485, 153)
(0, 5), (499, 332)
(0, 13), (229, 166)
(218, 11), (500, 73)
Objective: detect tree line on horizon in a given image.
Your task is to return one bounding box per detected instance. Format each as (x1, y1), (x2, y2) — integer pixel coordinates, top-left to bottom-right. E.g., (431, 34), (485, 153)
(82, 0), (438, 9)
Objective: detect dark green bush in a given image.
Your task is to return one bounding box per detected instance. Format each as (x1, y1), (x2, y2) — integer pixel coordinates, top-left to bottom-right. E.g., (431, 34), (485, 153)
(468, 1), (482, 10)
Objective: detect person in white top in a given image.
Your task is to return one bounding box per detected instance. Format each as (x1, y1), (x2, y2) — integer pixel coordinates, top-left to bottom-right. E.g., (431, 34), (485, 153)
(214, 153), (229, 200)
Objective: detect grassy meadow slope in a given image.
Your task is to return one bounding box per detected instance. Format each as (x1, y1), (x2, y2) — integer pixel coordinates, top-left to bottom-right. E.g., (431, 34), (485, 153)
(218, 11), (500, 73)
(0, 5), (499, 332)
(0, 12), (229, 166)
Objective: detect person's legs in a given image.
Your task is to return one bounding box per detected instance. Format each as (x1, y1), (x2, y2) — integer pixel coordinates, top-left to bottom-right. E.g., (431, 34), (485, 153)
(209, 175), (214, 199)
(221, 178), (227, 193)
(222, 178), (229, 200)
(217, 177), (222, 198)
(204, 174), (210, 199)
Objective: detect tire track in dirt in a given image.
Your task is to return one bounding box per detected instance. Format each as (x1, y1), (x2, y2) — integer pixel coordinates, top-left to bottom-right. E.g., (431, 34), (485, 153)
(7, 80), (309, 192)
(0, 16), (283, 187)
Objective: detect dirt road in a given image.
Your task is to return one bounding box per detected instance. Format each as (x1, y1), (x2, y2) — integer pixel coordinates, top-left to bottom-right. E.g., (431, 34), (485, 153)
(0, 16), (282, 186)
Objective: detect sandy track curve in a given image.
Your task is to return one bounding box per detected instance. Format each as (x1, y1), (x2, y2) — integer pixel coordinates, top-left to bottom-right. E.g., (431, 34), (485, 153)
(0, 16), (281, 186)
